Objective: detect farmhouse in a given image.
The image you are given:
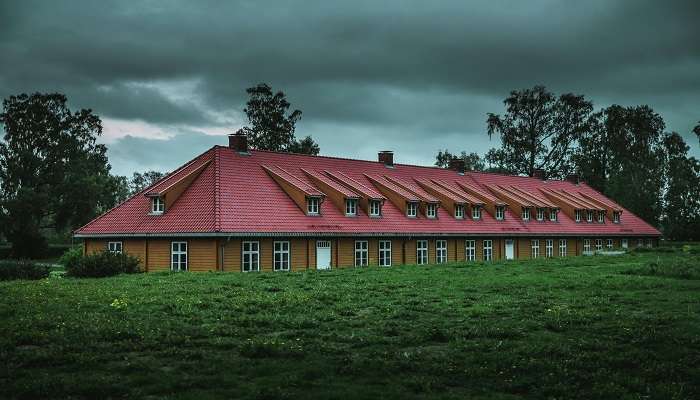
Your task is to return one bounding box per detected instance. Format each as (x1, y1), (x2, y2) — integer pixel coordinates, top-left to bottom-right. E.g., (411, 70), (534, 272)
(74, 133), (660, 272)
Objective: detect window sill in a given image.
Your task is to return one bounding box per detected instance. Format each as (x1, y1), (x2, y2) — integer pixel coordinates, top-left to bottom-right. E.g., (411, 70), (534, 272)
(149, 211), (164, 216)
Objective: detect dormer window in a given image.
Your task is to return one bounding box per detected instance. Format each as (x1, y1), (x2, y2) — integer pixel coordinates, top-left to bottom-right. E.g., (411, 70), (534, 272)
(549, 209), (558, 222)
(426, 203), (437, 219)
(495, 205), (505, 220)
(613, 211), (620, 223)
(472, 205), (482, 220)
(521, 207), (531, 221)
(151, 196), (164, 214)
(597, 211), (605, 223)
(575, 209), (582, 222)
(406, 202), (418, 217)
(369, 200), (382, 217)
(455, 204), (464, 219)
(345, 198), (357, 216)
(586, 210), (593, 223)
(307, 197), (320, 215)
(536, 208), (545, 221)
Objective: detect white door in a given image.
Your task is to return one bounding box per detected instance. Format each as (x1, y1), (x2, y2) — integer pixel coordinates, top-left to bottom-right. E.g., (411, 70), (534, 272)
(505, 239), (515, 260)
(316, 241), (331, 270)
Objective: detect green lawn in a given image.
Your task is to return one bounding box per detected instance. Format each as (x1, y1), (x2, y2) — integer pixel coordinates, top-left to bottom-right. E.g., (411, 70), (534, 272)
(1, 249), (699, 399)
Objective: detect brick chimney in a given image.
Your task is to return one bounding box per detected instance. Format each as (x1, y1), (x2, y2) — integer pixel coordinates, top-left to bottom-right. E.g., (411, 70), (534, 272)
(229, 129), (248, 153)
(378, 151), (394, 167)
(565, 173), (580, 184)
(532, 168), (546, 180)
(448, 158), (466, 174)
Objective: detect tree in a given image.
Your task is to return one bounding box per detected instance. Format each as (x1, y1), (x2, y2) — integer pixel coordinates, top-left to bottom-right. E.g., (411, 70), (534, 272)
(129, 170), (167, 194)
(486, 85), (594, 179)
(434, 149), (485, 171)
(575, 105), (666, 226)
(241, 83), (320, 154)
(661, 132), (700, 240)
(694, 121), (700, 144)
(0, 93), (120, 257)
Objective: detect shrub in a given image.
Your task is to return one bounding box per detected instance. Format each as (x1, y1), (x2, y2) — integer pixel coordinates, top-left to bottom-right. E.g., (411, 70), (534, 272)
(0, 260), (50, 281)
(59, 246), (83, 268)
(65, 251), (141, 278)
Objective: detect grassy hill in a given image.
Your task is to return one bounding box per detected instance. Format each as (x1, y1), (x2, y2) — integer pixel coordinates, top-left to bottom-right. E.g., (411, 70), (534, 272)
(1, 249), (699, 399)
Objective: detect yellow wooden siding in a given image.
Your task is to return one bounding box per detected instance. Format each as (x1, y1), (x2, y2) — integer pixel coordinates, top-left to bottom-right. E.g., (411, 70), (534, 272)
(147, 240), (171, 271)
(123, 240), (146, 267)
(189, 239), (217, 271)
(85, 240), (106, 254)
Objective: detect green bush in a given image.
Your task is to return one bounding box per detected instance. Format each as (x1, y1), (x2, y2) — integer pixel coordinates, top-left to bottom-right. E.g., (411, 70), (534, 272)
(59, 246), (83, 268)
(65, 251), (142, 278)
(0, 260), (50, 281)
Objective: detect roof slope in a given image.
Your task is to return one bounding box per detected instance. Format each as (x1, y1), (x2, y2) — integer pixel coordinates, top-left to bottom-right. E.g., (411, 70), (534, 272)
(76, 146), (661, 236)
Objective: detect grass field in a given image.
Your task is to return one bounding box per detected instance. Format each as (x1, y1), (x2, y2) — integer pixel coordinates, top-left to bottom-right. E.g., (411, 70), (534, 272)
(1, 249), (699, 399)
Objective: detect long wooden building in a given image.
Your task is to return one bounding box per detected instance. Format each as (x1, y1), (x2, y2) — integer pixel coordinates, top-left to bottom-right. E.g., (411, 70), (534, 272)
(75, 133), (660, 272)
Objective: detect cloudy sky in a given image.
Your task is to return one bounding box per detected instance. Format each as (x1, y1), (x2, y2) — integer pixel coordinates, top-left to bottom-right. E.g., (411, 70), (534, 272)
(1, 0), (698, 176)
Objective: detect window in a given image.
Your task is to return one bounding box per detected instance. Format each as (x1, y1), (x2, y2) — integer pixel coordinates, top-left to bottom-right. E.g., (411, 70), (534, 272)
(354, 240), (368, 267)
(536, 208), (545, 221)
(406, 202), (418, 217)
(369, 200), (382, 217)
(472, 206), (482, 220)
(550, 209), (557, 222)
(436, 240), (447, 263)
(416, 240), (428, 265)
(545, 239), (553, 257)
(345, 199), (357, 216)
(465, 240), (476, 261)
(483, 240), (493, 261)
(637, 239), (644, 248)
(379, 240), (392, 266)
(613, 211), (621, 223)
(455, 204), (464, 219)
(583, 239), (591, 252)
(273, 241), (290, 271)
(242, 241), (260, 272)
(575, 210), (582, 223)
(521, 208), (530, 221)
(621, 238), (628, 249)
(559, 239), (567, 257)
(595, 239), (603, 250)
(426, 203), (437, 219)
(598, 211), (605, 223)
(307, 197), (320, 215)
(171, 241), (187, 271)
(606, 239), (613, 249)
(646, 239), (653, 248)
(495, 206), (505, 220)
(151, 196), (164, 214)
(586, 210), (593, 223)
(107, 241), (123, 254)
(531, 240), (540, 258)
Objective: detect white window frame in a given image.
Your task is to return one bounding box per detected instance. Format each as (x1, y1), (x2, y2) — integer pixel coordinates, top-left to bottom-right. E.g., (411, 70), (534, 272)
(242, 241), (260, 272)
(379, 240), (392, 266)
(426, 203), (437, 219)
(171, 241), (187, 271)
(151, 196), (164, 214)
(465, 240), (476, 261)
(369, 200), (381, 217)
(406, 202), (418, 218)
(621, 238), (628, 249)
(107, 241), (123, 254)
(307, 197), (320, 215)
(598, 211), (605, 223)
(606, 239), (613, 249)
(646, 239), (653, 248)
(550, 209), (557, 222)
(416, 240), (428, 265)
(545, 239), (553, 257)
(536, 208), (545, 221)
(559, 239), (567, 257)
(472, 205), (482, 220)
(483, 240), (493, 261)
(454, 204), (464, 219)
(584, 239), (591, 252)
(273, 241), (290, 271)
(595, 239), (603, 251)
(531, 239), (540, 259)
(587, 210), (594, 223)
(436, 240), (447, 264)
(637, 238), (644, 248)
(345, 198), (357, 216)
(521, 208), (531, 221)
(575, 209), (582, 222)
(354, 240), (368, 267)
(495, 206), (505, 220)
(613, 211), (621, 223)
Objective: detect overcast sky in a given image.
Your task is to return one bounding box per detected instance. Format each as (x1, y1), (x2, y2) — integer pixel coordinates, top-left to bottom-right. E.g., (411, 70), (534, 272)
(1, 0), (698, 176)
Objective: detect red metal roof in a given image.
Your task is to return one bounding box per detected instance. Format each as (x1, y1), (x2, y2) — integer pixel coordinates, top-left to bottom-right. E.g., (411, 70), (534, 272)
(75, 146), (661, 237)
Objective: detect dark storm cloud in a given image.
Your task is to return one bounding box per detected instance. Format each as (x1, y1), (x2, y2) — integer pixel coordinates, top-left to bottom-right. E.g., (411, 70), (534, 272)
(1, 0), (698, 175)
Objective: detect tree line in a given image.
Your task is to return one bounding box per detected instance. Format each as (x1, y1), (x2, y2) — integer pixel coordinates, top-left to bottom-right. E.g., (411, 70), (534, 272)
(435, 85), (700, 241)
